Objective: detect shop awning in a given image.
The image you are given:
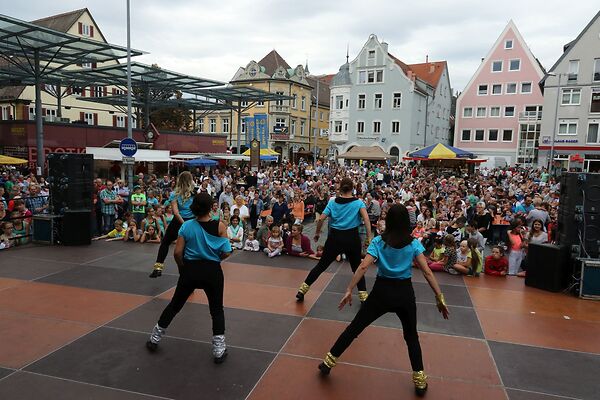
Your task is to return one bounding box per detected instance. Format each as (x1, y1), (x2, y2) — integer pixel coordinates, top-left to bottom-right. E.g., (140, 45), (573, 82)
(338, 146), (392, 161)
(85, 147), (174, 162)
(0, 154), (28, 164)
(405, 143), (475, 160)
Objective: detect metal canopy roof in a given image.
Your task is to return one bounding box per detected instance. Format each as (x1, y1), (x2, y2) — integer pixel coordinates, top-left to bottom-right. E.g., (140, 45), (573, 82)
(78, 94), (232, 111)
(62, 61), (224, 91)
(0, 14), (144, 74)
(192, 86), (293, 102)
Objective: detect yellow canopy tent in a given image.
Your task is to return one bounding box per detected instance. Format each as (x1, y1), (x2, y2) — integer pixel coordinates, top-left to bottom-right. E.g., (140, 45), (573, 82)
(0, 155), (28, 165)
(241, 148), (280, 156)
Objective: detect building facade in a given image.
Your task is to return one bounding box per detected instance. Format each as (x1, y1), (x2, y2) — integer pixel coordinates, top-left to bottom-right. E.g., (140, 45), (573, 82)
(454, 21), (546, 168)
(205, 50), (330, 160)
(539, 11), (600, 172)
(328, 35), (452, 160)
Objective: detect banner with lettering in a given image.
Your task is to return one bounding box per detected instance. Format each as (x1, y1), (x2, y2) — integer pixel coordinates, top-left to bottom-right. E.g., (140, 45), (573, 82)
(254, 114), (268, 148)
(245, 116), (255, 148)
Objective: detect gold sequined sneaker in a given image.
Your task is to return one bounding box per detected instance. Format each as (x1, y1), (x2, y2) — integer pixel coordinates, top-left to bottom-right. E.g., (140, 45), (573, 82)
(412, 370), (428, 397)
(149, 263), (164, 278)
(296, 282), (310, 302)
(318, 352), (337, 376)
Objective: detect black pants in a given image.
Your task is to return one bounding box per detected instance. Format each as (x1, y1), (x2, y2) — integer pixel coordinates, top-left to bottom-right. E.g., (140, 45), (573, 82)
(304, 227), (366, 291)
(156, 218), (188, 263)
(158, 259), (225, 335)
(329, 277), (423, 371)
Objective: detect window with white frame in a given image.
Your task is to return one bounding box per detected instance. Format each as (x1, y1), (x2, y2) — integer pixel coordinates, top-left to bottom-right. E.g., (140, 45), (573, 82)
(299, 120), (305, 136)
(488, 129), (499, 141)
(357, 94), (366, 109)
(492, 84), (502, 95)
(505, 39), (513, 49)
(358, 71), (367, 84)
(504, 106), (515, 117)
(478, 84), (488, 95)
(290, 120), (296, 136)
(257, 100), (264, 106)
(198, 118), (204, 132)
(275, 118), (286, 132)
(492, 61), (502, 72)
(391, 121), (400, 134)
(209, 119), (216, 133)
(93, 86), (104, 97)
(376, 70), (383, 82)
(131, 117), (137, 128)
(490, 106), (501, 117)
(502, 129), (513, 141)
(474, 129), (484, 141)
(568, 60), (579, 82)
(461, 129), (471, 141)
(373, 121), (381, 134)
(392, 92), (402, 108)
(81, 23), (91, 36)
(463, 107), (473, 118)
(594, 59), (600, 82)
(1, 106), (9, 120)
(374, 93), (383, 109)
(116, 115), (126, 128)
(357, 121), (364, 133)
(45, 108), (56, 118)
(590, 87), (600, 113)
(240, 119), (244, 134)
(290, 95), (296, 108)
(320, 112), (323, 121)
(476, 107), (486, 117)
(81, 62), (92, 69)
(114, 88), (125, 95)
(558, 120), (578, 135)
(240, 100), (249, 107)
(562, 88), (581, 105)
(222, 118), (229, 133)
(521, 82), (532, 93)
(275, 91), (284, 106)
(368, 50), (375, 59)
(509, 59), (520, 71)
(84, 112), (94, 125)
(335, 95), (344, 110)
(345, 99), (349, 108)
(506, 83), (517, 94)
(587, 122), (600, 143)
(344, 123), (348, 131)
(301, 96), (306, 110)
(334, 121), (343, 133)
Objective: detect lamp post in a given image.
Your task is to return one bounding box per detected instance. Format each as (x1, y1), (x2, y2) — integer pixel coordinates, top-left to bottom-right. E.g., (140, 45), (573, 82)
(313, 78), (319, 166)
(547, 72), (563, 174)
(126, 0), (133, 190)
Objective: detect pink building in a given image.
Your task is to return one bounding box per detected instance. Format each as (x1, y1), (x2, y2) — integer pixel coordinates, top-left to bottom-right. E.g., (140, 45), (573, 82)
(454, 21), (546, 167)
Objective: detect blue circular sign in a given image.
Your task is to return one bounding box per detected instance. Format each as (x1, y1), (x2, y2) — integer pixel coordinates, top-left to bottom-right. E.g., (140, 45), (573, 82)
(119, 138), (138, 157)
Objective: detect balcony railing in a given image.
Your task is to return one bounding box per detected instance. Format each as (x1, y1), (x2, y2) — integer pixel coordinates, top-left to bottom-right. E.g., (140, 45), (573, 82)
(269, 105), (289, 113)
(518, 111), (542, 121)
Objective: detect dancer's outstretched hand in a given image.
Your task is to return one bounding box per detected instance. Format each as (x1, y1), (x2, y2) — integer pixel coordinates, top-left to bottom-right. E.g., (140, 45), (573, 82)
(437, 302), (450, 319)
(339, 290), (352, 310)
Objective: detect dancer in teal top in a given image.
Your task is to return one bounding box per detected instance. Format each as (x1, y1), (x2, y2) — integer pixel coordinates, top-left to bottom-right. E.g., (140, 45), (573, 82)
(318, 204), (450, 397)
(146, 193), (232, 364)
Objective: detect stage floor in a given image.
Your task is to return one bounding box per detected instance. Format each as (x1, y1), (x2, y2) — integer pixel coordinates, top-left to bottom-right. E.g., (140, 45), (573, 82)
(0, 240), (599, 399)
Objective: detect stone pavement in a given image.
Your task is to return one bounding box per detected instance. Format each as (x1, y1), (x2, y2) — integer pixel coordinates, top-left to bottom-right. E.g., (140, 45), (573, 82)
(0, 231), (599, 399)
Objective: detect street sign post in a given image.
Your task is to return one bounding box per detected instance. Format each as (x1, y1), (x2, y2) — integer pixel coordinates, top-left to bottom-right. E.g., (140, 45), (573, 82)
(250, 139), (260, 172)
(122, 156), (135, 165)
(119, 137), (138, 157)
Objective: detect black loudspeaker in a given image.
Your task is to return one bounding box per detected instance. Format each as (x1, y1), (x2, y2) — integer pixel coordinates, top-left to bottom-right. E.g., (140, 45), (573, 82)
(579, 258), (600, 299)
(32, 214), (62, 245)
(48, 153), (94, 213)
(558, 173), (600, 257)
(61, 210), (91, 246)
(525, 243), (571, 292)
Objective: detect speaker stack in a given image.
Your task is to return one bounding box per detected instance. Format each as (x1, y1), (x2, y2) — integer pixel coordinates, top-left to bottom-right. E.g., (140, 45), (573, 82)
(47, 153), (94, 245)
(555, 173), (600, 298)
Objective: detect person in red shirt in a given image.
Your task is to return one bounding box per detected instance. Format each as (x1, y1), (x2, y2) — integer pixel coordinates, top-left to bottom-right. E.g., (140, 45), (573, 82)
(485, 246), (508, 276)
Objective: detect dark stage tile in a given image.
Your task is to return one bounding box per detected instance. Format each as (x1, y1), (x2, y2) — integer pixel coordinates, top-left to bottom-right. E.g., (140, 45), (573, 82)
(308, 291), (484, 338)
(324, 276), (473, 307)
(227, 251), (318, 270)
(26, 327), (275, 400)
(86, 247), (179, 275)
(37, 265), (178, 297)
(490, 341), (600, 400)
(109, 298), (301, 352)
(0, 256), (76, 281)
(8, 244), (118, 264)
(0, 372), (161, 400)
(0, 367), (13, 380)
(506, 389), (571, 400)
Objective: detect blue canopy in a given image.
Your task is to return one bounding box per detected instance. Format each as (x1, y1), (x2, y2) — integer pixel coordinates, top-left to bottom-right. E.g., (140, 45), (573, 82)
(261, 155), (278, 162)
(185, 158), (218, 167)
(407, 143), (475, 160)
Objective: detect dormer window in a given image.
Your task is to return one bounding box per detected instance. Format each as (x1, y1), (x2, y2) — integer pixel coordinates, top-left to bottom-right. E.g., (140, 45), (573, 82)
(368, 50), (375, 59)
(505, 39), (513, 49)
(78, 22), (94, 38)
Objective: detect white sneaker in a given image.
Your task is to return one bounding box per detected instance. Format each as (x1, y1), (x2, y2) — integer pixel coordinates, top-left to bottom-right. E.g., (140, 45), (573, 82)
(212, 335), (228, 364)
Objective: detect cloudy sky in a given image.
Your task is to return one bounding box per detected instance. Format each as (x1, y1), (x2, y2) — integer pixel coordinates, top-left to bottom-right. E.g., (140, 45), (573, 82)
(4, 1), (598, 91)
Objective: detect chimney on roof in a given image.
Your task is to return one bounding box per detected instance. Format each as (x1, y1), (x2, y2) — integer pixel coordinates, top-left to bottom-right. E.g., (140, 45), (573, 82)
(426, 54), (428, 63)
(481, 57), (484, 63)
(381, 41), (388, 55)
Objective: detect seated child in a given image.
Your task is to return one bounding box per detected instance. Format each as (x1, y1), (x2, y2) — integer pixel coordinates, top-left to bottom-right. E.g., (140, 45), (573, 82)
(264, 225), (283, 258)
(123, 220), (140, 242)
(93, 219), (127, 241)
(411, 221), (426, 241)
(427, 237), (446, 271)
(485, 246), (509, 276)
(452, 239), (473, 275)
(140, 225), (161, 244)
(441, 234), (460, 275)
(467, 237), (482, 276)
(315, 244), (324, 258)
(0, 221), (15, 249)
(257, 215), (273, 249)
(446, 216), (466, 243)
(281, 222), (291, 246)
(243, 229), (260, 252)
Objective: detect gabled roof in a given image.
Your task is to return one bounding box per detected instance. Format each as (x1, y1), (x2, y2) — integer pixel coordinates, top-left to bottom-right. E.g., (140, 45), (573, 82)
(306, 75), (330, 107)
(387, 53), (411, 75)
(542, 10), (600, 82)
(30, 8), (86, 32)
(258, 50), (291, 77)
(407, 61), (447, 88)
